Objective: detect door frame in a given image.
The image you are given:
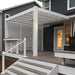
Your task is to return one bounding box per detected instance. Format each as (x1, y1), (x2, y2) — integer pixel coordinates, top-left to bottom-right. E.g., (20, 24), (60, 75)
(54, 26), (65, 51)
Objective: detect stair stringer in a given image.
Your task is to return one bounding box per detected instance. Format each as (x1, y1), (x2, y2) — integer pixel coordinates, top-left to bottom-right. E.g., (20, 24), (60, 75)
(47, 65), (58, 75)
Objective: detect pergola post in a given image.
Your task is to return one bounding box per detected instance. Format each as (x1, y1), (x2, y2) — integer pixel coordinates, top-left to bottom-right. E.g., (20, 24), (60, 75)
(33, 6), (38, 56)
(5, 22), (8, 52)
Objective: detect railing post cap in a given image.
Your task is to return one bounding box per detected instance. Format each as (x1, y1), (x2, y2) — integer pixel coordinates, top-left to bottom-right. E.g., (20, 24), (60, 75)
(2, 51), (5, 55)
(24, 38), (26, 40)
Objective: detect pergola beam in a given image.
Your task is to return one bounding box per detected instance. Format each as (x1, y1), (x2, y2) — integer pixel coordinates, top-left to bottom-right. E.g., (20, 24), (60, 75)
(5, 7), (33, 21)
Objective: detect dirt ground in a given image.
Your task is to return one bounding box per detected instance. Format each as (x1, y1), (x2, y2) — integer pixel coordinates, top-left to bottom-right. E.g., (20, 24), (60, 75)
(0, 56), (14, 72)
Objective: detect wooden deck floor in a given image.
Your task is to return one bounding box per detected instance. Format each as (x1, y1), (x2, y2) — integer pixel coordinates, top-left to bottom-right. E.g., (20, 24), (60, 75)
(0, 51), (75, 75)
(4, 51), (75, 69)
(26, 51), (75, 68)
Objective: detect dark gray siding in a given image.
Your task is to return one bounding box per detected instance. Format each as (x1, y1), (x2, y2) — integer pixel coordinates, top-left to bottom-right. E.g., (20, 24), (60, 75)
(51, 0), (75, 15)
(43, 26), (54, 51)
(2, 2), (40, 50)
(43, 23), (64, 51)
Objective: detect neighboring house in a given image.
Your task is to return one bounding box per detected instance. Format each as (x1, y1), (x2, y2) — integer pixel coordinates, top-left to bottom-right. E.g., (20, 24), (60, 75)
(0, 1), (41, 53)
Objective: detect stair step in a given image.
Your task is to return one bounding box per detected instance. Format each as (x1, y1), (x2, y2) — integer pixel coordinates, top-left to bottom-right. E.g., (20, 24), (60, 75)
(1, 58), (57, 75)
(16, 61), (51, 73)
(8, 68), (27, 75)
(11, 65), (39, 75)
(2, 70), (18, 75)
(19, 60), (52, 70)
(14, 64), (47, 75)
(21, 58), (56, 67)
(2, 73), (10, 75)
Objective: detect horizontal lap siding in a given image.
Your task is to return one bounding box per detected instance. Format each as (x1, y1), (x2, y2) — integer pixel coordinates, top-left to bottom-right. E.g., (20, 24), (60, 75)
(51, 0), (75, 15)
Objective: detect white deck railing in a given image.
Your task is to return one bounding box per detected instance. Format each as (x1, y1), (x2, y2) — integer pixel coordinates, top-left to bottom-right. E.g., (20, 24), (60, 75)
(2, 38), (26, 74)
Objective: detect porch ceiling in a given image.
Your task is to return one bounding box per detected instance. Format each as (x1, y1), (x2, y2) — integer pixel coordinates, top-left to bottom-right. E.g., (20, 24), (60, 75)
(5, 6), (69, 26)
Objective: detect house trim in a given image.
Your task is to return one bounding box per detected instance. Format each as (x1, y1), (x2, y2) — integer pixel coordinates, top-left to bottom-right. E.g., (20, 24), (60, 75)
(67, 0), (75, 10)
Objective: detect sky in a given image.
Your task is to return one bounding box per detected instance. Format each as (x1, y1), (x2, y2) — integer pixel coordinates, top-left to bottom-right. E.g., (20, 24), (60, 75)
(0, 0), (42, 10)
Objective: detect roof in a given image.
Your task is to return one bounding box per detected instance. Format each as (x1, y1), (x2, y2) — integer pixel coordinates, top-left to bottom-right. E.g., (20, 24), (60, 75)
(0, 0), (42, 12)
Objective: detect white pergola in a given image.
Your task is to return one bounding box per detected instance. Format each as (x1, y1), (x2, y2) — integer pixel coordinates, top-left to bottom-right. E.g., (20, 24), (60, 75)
(5, 6), (69, 56)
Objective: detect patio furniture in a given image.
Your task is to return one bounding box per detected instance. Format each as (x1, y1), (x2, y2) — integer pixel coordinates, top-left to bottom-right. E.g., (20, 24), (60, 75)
(69, 37), (75, 51)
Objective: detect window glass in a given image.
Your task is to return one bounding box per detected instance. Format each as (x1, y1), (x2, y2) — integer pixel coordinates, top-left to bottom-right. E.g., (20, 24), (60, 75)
(57, 30), (62, 47)
(69, 0), (75, 8)
(65, 34), (71, 44)
(45, 0), (49, 7)
(45, 7), (49, 10)
(65, 24), (71, 44)
(65, 24), (71, 34)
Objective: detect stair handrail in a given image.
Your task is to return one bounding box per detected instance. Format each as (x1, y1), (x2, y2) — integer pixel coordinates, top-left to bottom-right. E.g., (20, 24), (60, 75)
(6, 38), (25, 53)
(6, 38), (26, 56)
(2, 38), (26, 74)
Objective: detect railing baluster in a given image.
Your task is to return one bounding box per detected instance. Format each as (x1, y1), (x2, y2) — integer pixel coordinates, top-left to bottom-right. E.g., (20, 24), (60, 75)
(2, 51), (5, 74)
(16, 41), (19, 54)
(24, 38), (26, 57)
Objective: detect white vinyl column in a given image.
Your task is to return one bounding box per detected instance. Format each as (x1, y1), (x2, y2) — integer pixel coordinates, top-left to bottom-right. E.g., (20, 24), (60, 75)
(33, 6), (38, 56)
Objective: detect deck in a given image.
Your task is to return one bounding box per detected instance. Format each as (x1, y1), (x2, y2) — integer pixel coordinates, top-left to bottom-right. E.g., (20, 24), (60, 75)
(5, 51), (75, 68)
(26, 51), (75, 68)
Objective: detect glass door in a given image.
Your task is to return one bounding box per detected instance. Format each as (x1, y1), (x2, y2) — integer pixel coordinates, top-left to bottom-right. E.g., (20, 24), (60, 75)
(54, 27), (64, 51)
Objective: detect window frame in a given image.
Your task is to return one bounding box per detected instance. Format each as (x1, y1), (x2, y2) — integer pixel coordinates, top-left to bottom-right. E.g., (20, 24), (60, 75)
(64, 22), (72, 45)
(43, 0), (51, 11)
(67, 0), (75, 10)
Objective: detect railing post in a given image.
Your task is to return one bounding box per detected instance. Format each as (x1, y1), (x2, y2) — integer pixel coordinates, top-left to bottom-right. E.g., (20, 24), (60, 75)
(24, 38), (26, 57)
(61, 58), (65, 65)
(2, 51), (5, 74)
(16, 41), (19, 54)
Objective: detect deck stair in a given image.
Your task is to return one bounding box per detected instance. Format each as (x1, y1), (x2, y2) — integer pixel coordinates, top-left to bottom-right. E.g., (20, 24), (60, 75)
(1, 58), (58, 75)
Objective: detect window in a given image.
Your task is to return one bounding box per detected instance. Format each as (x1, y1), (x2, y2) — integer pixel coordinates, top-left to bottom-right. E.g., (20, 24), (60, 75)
(5, 14), (10, 18)
(68, 0), (75, 10)
(65, 24), (71, 44)
(43, 0), (51, 10)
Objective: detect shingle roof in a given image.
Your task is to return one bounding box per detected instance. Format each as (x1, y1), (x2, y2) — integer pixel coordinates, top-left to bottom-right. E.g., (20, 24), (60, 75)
(0, 0), (42, 12)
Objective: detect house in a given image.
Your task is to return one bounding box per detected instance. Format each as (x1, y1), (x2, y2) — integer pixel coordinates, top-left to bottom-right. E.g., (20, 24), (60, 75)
(39, 0), (75, 52)
(1, 0), (75, 75)
(0, 1), (41, 54)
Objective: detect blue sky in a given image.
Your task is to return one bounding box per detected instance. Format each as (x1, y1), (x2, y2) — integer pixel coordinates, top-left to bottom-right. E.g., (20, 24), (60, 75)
(0, 0), (42, 10)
